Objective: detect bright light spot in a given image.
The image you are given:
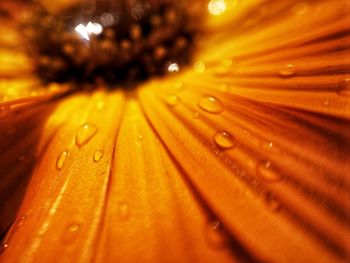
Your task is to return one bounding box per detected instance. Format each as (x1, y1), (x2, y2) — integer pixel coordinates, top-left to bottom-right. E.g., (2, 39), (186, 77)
(87, 22), (103, 35)
(75, 24), (89, 40)
(168, 63), (180, 73)
(208, 0), (227, 16)
(75, 22), (103, 41)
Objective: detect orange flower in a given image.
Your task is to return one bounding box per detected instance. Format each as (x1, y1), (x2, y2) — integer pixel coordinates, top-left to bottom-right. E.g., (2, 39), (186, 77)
(0, 0), (349, 262)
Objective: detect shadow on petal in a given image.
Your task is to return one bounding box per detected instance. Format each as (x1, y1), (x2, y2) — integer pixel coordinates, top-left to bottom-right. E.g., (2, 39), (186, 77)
(0, 99), (59, 243)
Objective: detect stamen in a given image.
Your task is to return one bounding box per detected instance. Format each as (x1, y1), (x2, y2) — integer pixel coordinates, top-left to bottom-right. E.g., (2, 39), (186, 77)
(21, 1), (204, 88)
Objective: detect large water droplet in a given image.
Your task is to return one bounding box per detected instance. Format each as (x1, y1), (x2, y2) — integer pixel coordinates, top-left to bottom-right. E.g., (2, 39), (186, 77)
(76, 123), (98, 147)
(214, 131), (235, 149)
(337, 78), (350, 96)
(165, 94), (181, 107)
(278, 64), (296, 77)
(199, 95), (224, 114)
(56, 150), (69, 170)
(205, 220), (229, 249)
(256, 160), (282, 182)
(93, 150), (104, 162)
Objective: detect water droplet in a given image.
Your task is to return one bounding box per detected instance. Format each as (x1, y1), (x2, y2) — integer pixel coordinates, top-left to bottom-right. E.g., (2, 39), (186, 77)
(136, 134), (144, 147)
(265, 192), (282, 212)
(262, 141), (273, 150)
(0, 243), (8, 254)
(93, 150), (104, 162)
(278, 64), (296, 77)
(205, 220), (228, 249)
(194, 61), (206, 74)
(260, 141), (281, 154)
(193, 112), (200, 119)
(199, 95), (224, 114)
(0, 105), (11, 116)
(165, 94), (180, 107)
(56, 150), (69, 170)
(16, 215), (26, 228)
(214, 131), (235, 149)
(117, 202), (130, 221)
(256, 160), (282, 182)
(323, 98), (330, 107)
(76, 123), (98, 147)
(69, 224), (79, 232)
(337, 78), (350, 96)
(61, 223), (80, 242)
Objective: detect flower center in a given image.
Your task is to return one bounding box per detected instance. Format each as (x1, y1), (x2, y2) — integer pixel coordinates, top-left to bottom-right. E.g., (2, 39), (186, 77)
(21, 1), (204, 88)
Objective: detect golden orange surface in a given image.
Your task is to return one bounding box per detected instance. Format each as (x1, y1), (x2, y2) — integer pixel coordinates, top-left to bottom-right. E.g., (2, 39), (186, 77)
(0, 0), (349, 262)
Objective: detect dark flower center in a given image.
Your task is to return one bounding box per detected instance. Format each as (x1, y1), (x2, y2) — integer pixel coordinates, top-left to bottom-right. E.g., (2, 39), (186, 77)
(21, 0), (204, 88)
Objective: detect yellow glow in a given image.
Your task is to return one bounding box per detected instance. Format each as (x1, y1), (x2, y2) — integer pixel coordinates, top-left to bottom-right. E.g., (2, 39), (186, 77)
(0, 1), (349, 262)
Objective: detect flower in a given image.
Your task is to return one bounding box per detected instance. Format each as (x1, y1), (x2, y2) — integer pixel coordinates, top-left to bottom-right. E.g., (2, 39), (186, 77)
(0, 0), (349, 262)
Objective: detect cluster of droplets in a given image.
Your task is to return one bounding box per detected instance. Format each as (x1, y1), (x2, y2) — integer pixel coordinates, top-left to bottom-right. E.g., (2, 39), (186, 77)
(277, 62), (350, 103)
(55, 123), (99, 171)
(161, 58), (287, 213)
